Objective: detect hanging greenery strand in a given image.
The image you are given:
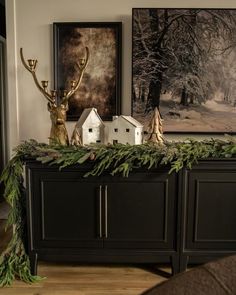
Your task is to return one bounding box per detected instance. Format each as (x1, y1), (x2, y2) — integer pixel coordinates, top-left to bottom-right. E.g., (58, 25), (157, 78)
(0, 137), (236, 286)
(0, 155), (43, 286)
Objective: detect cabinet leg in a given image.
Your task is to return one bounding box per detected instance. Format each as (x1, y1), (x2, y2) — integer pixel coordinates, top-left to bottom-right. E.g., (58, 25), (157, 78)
(179, 255), (189, 273)
(139, 264), (171, 278)
(29, 253), (38, 275)
(171, 255), (179, 275)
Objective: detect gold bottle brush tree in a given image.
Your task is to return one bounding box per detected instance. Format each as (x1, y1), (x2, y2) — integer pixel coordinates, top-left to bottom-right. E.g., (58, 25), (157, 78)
(146, 107), (164, 144)
(20, 47), (89, 145)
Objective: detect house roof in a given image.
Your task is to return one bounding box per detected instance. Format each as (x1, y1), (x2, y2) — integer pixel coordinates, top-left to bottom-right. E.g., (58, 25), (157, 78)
(120, 116), (143, 128)
(77, 108), (104, 127)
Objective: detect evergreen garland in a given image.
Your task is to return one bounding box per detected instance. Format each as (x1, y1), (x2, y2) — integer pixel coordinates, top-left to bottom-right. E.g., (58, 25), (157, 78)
(0, 137), (236, 286)
(0, 156), (43, 286)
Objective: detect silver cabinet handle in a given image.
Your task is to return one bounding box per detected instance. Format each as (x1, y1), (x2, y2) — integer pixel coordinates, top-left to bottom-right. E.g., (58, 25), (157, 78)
(99, 185), (102, 238)
(104, 185), (108, 238)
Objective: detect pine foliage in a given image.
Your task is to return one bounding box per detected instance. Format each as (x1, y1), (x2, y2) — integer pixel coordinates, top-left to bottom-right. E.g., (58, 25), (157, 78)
(0, 137), (236, 286)
(0, 155), (43, 286)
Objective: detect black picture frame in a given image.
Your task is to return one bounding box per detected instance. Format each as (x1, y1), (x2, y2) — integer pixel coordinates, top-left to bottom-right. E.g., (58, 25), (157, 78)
(54, 22), (122, 121)
(132, 8), (236, 134)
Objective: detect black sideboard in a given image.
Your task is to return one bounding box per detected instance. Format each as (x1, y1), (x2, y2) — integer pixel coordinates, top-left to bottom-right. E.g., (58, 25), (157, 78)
(25, 159), (236, 275)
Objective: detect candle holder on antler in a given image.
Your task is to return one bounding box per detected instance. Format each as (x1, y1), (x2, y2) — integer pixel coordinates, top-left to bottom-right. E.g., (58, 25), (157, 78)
(20, 47), (89, 145)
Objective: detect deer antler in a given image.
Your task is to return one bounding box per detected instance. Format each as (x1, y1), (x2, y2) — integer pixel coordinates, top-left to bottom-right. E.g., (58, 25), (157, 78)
(20, 48), (56, 105)
(20, 47), (89, 107)
(61, 46), (90, 105)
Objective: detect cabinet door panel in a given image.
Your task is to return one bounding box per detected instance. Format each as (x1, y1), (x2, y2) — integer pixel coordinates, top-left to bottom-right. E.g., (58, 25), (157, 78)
(104, 172), (177, 249)
(28, 169), (103, 249)
(185, 169), (236, 250)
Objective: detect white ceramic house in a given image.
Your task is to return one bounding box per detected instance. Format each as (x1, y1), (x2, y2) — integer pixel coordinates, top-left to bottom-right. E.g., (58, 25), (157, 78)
(74, 108), (105, 145)
(105, 115), (143, 145)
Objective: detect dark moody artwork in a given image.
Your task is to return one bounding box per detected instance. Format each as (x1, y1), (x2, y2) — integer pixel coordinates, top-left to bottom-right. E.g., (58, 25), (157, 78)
(132, 9), (236, 133)
(54, 22), (121, 121)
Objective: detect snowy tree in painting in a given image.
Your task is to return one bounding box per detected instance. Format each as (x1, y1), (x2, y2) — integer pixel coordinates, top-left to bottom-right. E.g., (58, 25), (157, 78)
(132, 9), (236, 133)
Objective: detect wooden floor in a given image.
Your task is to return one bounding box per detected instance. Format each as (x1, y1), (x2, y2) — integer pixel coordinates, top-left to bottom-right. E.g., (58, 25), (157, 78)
(3, 263), (168, 295)
(0, 217), (168, 295)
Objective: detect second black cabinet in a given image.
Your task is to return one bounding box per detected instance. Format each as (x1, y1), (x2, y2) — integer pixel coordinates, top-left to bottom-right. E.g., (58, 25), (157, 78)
(180, 160), (236, 271)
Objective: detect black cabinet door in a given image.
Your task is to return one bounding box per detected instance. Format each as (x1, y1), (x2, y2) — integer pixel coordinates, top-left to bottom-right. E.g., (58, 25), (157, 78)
(184, 161), (236, 251)
(103, 171), (177, 249)
(26, 165), (103, 250)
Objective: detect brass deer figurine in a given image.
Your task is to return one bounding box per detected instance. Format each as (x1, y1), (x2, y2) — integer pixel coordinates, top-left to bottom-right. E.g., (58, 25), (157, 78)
(20, 47), (89, 145)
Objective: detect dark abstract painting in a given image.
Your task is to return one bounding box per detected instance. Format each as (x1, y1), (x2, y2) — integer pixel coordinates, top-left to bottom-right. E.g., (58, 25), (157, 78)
(132, 9), (236, 133)
(54, 22), (121, 120)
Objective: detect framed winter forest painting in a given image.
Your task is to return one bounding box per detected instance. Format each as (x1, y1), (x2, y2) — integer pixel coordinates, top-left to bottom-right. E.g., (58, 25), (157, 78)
(132, 8), (236, 133)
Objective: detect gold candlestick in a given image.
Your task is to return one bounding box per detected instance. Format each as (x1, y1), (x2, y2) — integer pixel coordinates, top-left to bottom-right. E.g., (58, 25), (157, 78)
(70, 80), (76, 89)
(27, 59), (37, 70)
(79, 58), (85, 67)
(41, 80), (49, 89)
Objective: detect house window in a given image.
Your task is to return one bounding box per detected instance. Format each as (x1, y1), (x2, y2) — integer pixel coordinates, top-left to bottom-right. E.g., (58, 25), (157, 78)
(137, 132), (139, 135)
(114, 128), (118, 132)
(126, 128), (130, 132)
(113, 140), (118, 144)
(89, 128), (93, 132)
(96, 140), (101, 143)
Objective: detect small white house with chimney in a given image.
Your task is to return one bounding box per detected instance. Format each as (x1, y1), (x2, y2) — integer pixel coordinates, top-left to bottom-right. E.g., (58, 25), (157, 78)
(74, 108), (105, 145)
(72, 108), (143, 145)
(105, 115), (143, 145)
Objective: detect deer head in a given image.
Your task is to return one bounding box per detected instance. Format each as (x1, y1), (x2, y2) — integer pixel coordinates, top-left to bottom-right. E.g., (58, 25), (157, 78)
(20, 47), (89, 145)
(47, 102), (69, 145)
